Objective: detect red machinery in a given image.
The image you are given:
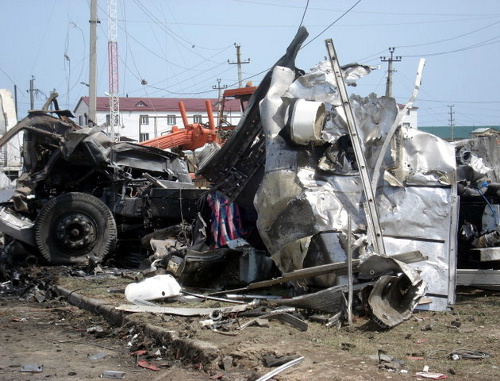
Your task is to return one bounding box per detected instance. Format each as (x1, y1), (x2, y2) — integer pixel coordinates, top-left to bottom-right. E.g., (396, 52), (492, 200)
(140, 100), (218, 151)
(140, 86), (257, 151)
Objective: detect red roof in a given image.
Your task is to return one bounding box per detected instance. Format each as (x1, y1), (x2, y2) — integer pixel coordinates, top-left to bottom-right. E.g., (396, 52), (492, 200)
(77, 96), (241, 112)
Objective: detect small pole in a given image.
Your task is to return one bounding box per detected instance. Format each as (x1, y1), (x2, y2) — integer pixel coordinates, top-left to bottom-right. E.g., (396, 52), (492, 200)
(347, 215), (353, 325)
(29, 76), (35, 110)
(380, 47), (402, 98)
(228, 43), (250, 88)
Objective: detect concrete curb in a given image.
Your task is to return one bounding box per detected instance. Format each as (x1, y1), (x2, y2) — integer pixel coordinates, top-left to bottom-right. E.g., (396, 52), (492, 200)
(53, 285), (221, 367)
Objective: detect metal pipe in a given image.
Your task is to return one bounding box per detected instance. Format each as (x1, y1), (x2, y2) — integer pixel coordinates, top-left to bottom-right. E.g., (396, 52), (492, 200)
(178, 102), (189, 127)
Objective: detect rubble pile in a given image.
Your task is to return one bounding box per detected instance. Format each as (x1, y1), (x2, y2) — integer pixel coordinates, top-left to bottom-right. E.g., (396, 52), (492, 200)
(0, 27), (499, 332)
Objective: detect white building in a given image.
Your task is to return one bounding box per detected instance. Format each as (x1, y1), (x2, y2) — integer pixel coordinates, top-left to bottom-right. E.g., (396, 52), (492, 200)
(73, 96), (244, 142)
(398, 104), (418, 128)
(73, 94), (418, 142)
(0, 89), (22, 184)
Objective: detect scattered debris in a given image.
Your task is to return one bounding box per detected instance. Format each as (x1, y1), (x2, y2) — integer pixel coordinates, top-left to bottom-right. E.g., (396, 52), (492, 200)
(20, 364), (43, 373)
(88, 351), (108, 361)
(448, 349), (492, 360)
(416, 365), (448, 379)
(100, 370), (126, 379)
(124, 274), (181, 302)
(137, 359), (160, 371)
(0, 23), (498, 358)
(255, 355), (304, 381)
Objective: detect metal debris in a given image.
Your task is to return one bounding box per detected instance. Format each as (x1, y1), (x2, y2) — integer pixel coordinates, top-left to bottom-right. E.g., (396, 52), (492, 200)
(20, 364), (43, 373)
(255, 356), (304, 381)
(100, 370), (126, 379)
(115, 299), (259, 316)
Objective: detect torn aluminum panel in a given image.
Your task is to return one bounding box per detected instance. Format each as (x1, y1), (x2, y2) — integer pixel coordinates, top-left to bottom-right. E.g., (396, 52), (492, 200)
(453, 136), (499, 184)
(254, 63), (393, 278)
(197, 27), (309, 204)
(252, 39), (453, 311)
(387, 126), (456, 187)
(115, 300), (258, 316)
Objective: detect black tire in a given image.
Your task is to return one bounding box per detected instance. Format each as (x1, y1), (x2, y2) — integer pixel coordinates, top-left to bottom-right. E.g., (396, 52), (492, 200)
(35, 192), (117, 264)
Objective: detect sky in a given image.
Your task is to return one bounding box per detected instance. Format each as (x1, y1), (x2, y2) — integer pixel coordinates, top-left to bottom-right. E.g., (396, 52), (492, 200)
(1, 0), (500, 127)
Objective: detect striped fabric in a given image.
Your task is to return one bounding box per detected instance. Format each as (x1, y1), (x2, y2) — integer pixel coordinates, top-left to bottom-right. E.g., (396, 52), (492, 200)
(207, 191), (245, 248)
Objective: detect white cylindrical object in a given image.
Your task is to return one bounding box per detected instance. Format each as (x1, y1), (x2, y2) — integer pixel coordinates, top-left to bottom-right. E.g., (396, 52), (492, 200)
(289, 99), (326, 145)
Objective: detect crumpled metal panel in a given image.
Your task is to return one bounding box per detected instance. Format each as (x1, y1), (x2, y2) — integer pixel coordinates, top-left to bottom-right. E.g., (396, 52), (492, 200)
(379, 186), (454, 241)
(253, 46), (454, 310)
(384, 238), (451, 293)
(388, 126), (456, 186)
(284, 61), (372, 105)
(255, 64), (386, 273)
(453, 136), (499, 183)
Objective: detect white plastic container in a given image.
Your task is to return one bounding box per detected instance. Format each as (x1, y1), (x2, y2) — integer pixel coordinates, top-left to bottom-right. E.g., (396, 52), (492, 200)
(125, 274), (182, 302)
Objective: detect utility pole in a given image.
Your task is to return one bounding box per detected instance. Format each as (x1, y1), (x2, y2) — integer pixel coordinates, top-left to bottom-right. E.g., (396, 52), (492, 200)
(213, 78), (227, 102)
(29, 76), (35, 110)
(213, 79), (227, 127)
(228, 43), (250, 88)
(448, 104), (455, 141)
(14, 84), (18, 120)
(88, 0), (99, 126)
(380, 47), (402, 97)
(212, 78), (227, 126)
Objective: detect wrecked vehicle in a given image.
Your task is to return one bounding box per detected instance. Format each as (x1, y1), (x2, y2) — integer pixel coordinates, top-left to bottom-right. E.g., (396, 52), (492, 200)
(1, 27), (498, 329)
(0, 94), (200, 266)
(192, 26), (499, 320)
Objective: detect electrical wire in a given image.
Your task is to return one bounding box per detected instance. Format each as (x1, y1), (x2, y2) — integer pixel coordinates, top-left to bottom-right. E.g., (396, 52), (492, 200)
(302, 0), (363, 47)
(298, 0), (310, 29)
(404, 35), (500, 57)
(397, 20), (500, 49)
(132, 0), (231, 62)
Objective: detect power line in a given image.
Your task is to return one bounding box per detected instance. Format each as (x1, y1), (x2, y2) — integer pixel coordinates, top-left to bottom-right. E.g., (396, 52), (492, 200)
(397, 20), (500, 49)
(404, 35), (500, 57)
(303, 0), (362, 47)
(298, 0), (310, 28)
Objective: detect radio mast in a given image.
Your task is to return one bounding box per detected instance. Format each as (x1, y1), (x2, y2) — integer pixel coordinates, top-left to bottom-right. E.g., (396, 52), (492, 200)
(108, 0), (120, 140)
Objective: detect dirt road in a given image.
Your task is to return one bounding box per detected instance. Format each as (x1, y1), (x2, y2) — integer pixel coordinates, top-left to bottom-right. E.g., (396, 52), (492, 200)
(0, 268), (498, 381)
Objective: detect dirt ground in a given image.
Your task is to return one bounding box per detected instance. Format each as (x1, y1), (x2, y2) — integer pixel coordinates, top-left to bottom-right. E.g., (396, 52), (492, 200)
(0, 267), (498, 381)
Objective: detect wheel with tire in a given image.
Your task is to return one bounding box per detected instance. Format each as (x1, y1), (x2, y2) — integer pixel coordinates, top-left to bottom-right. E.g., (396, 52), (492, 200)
(35, 192), (117, 264)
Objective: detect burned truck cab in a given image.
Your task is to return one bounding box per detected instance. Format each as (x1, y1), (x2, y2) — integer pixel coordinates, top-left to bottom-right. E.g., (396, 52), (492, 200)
(0, 95), (199, 266)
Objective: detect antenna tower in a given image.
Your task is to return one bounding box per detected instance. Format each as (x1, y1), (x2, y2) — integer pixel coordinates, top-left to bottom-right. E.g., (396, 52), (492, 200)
(108, 0), (120, 140)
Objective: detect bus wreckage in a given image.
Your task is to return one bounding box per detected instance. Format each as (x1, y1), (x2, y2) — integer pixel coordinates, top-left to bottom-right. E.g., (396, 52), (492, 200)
(0, 27), (498, 328)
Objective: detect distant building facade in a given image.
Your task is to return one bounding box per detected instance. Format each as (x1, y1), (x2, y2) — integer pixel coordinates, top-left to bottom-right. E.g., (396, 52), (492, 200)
(398, 104), (418, 128)
(73, 96), (243, 142)
(73, 96), (419, 142)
